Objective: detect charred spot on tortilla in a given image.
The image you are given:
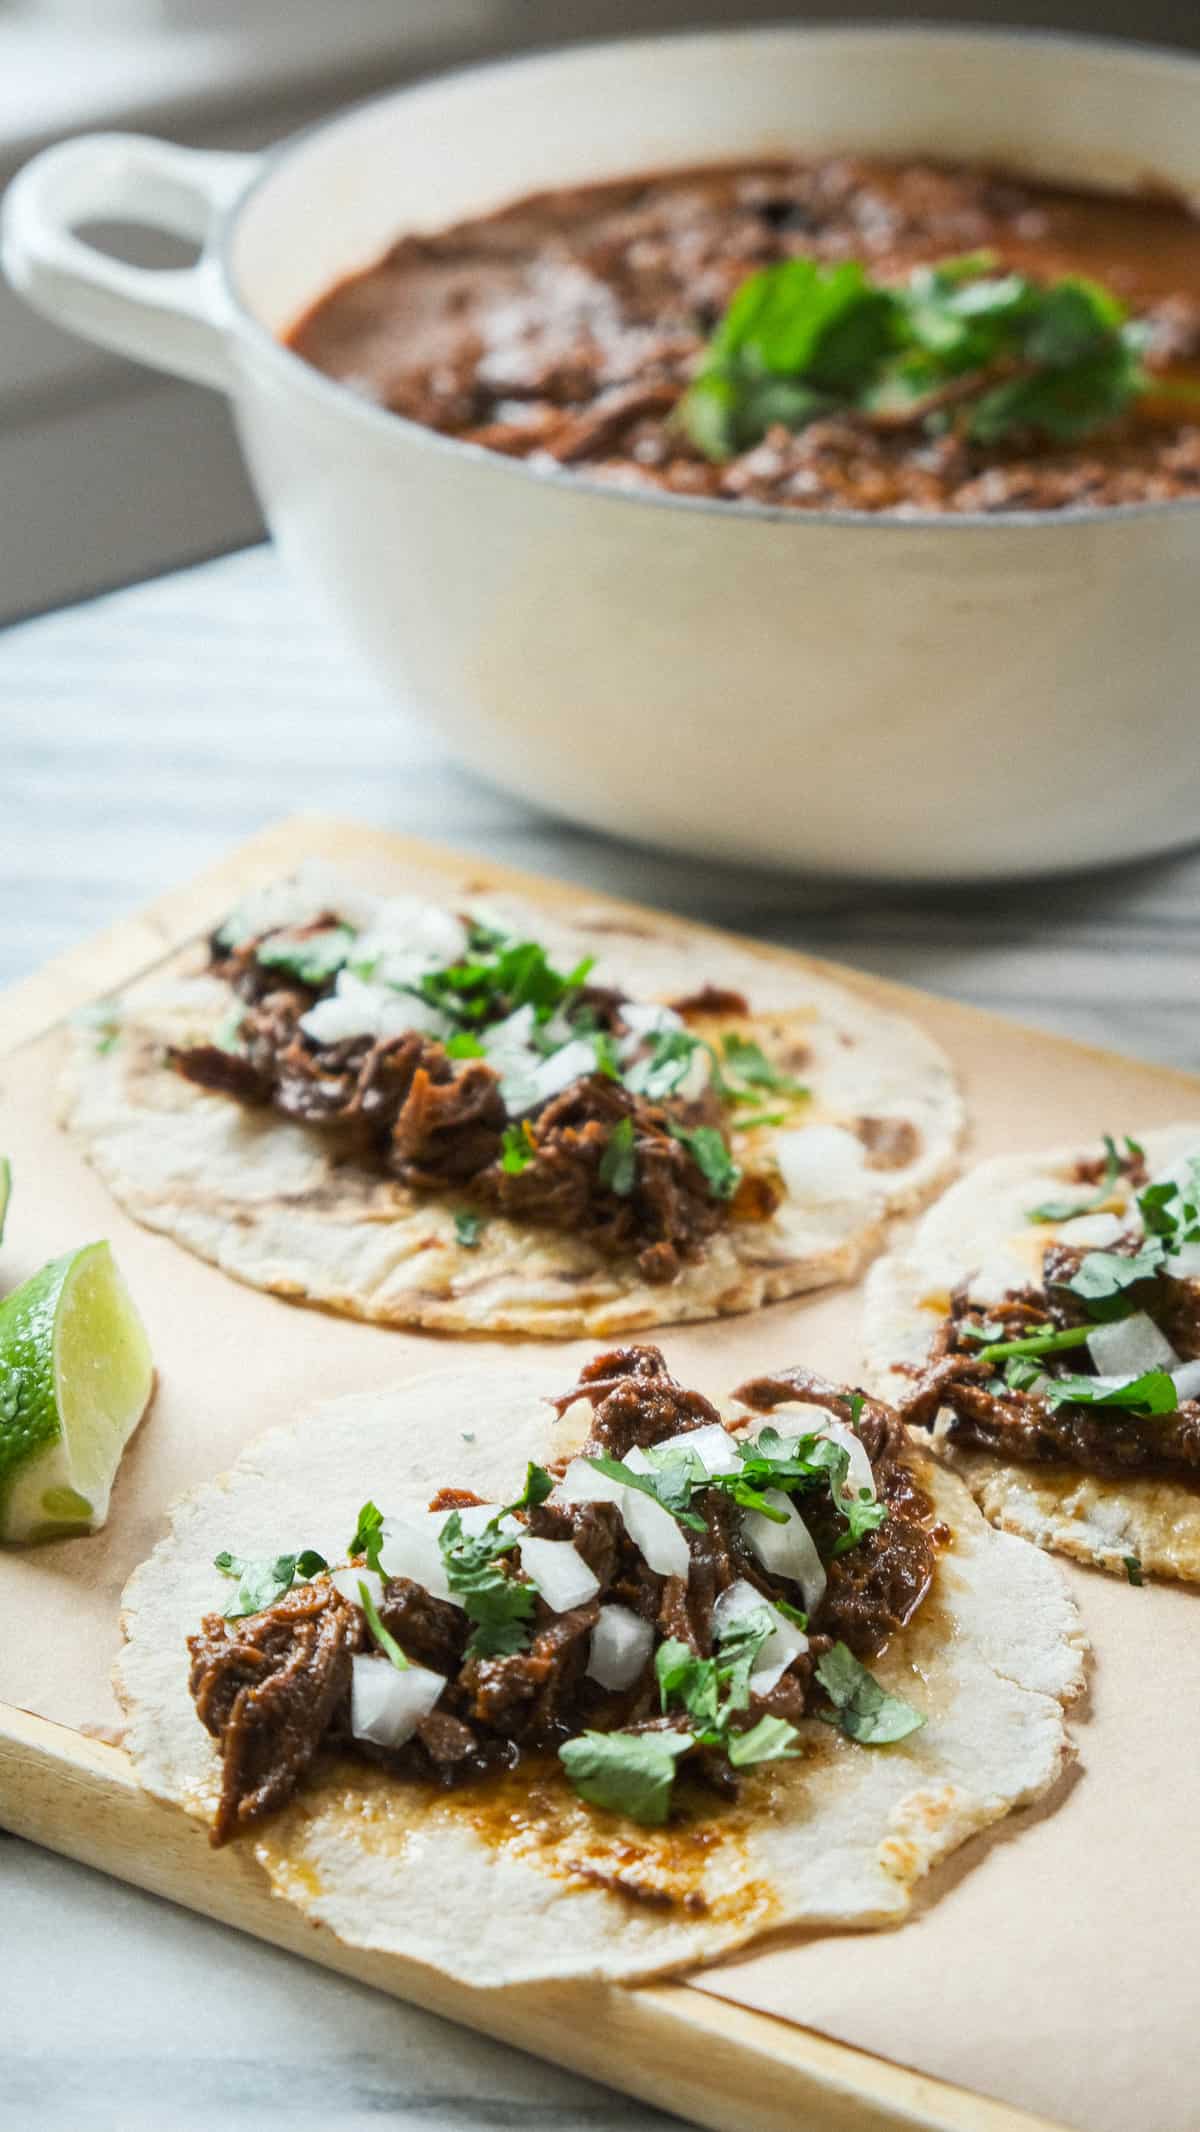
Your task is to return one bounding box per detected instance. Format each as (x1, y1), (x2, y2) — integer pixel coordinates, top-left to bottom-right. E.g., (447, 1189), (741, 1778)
(866, 1124), (1200, 1581)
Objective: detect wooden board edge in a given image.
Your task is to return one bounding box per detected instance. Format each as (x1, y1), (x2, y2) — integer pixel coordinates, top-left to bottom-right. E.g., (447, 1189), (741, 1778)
(4, 810), (1199, 1107)
(0, 1705), (1064, 2132)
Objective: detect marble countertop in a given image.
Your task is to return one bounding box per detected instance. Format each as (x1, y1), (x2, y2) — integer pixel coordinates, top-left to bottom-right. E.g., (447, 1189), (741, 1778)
(2, 545), (1198, 2131)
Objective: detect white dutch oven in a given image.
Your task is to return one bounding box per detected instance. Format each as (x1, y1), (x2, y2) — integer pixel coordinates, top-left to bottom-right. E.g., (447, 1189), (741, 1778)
(5, 26), (1200, 880)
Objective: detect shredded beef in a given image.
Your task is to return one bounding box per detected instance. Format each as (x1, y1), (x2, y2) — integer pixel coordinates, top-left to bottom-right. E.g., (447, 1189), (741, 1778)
(188, 1345), (939, 1842)
(174, 936), (752, 1282)
(899, 1246), (1200, 1481)
(187, 1582), (358, 1845)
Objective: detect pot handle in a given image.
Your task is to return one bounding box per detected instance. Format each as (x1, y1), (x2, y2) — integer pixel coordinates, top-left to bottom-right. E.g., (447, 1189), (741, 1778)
(1, 133), (262, 392)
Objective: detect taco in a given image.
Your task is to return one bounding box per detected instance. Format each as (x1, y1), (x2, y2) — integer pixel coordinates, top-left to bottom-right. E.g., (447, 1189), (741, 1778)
(865, 1124), (1200, 1581)
(116, 1345), (1083, 1986)
(61, 862), (961, 1336)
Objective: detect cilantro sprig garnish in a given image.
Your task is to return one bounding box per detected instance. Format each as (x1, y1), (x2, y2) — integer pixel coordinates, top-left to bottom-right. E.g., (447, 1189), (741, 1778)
(814, 1642), (925, 1745)
(1040, 1368), (1179, 1417)
(438, 1462), (554, 1660)
(682, 252), (1151, 463)
(213, 1546), (328, 1619)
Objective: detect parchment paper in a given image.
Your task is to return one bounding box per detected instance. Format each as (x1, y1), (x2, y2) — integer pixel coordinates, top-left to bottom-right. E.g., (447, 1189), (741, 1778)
(1, 900), (1197, 2132)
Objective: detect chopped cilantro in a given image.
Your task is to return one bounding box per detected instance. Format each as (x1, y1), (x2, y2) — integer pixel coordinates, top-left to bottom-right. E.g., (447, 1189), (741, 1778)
(598, 1115), (637, 1197)
(1056, 1243), (1165, 1316)
(454, 1209), (485, 1248)
(359, 1579), (410, 1669)
(1027, 1133), (1129, 1224)
(668, 1122), (741, 1201)
(726, 1715), (802, 1768)
(681, 255), (1147, 461)
(500, 1122), (536, 1175)
(814, 1642), (925, 1744)
(445, 1031), (486, 1060)
(586, 1450), (708, 1532)
(624, 1028), (706, 1102)
(590, 1031), (622, 1081)
(213, 1547), (328, 1619)
(439, 1508), (535, 1660)
(720, 1032), (808, 1103)
(733, 1111), (788, 1131)
(256, 925), (355, 987)
(558, 1728), (693, 1825)
(1040, 1369), (1178, 1416)
(347, 1500), (385, 1575)
(1123, 1554), (1145, 1586)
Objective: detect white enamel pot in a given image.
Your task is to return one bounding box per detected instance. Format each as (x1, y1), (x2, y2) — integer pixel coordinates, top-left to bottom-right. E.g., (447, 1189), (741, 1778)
(5, 26), (1200, 881)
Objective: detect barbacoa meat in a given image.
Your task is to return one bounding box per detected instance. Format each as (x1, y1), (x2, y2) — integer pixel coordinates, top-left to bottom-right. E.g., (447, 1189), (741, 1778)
(174, 933), (746, 1283)
(899, 1242), (1200, 1482)
(188, 1345), (939, 1844)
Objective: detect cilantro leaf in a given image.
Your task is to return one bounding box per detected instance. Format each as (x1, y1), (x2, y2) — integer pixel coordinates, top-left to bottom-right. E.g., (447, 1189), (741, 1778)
(437, 1487), (548, 1661)
(624, 1028), (706, 1102)
(445, 1031), (486, 1060)
(1056, 1243), (1165, 1317)
(1123, 1554), (1145, 1587)
(598, 1115), (637, 1197)
(257, 925), (355, 987)
(348, 1500), (385, 1575)
(586, 1451), (708, 1532)
(656, 1639), (720, 1729)
(359, 1579), (410, 1669)
(454, 1209), (485, 1248)
(720, 1032), (808, 1103)
(1027, 1134), (1125, 1224)
(668, 1122), (741, 1201)
(726, 1714), (802, 1767)
(214, 1547), (328, 1619)
(1040, 1369), (1178, 1416)
(814, 1642), (925, 1744)
(500, 1122), (536, 1175)
(558, 1728), (694, 1825)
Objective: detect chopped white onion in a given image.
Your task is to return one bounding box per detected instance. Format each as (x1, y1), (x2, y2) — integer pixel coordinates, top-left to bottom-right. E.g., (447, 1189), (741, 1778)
(1058, 1211), (1125, 1247)
(483, 1005), (537, 1060)
(452, 1502), (520, 1540)
(652, 1422), (742, 1476)
(1166, 1242), (1200, 1280)
(300, 970), (447, 1045)
(617, 1002), (685, 1060)
(354, 898), (467, 985)
(519, 1534), (601, 1612)
(555, 1398), (594, 1449)
(329, 1566), (386, 1612)
(377, 1515), (457, 1604)
(556, 1450), (691, 1577)
(522, 1037), (601, 1106)
(712, 1576), (809, 1694)
(1171, 1359), (1200, 1403)
(350, 1653), (444, 1746)
(741, 1489), (826, 1614)
(675, 1045), (713, 1101)
(219, 862), (372, 947)
(774, 1124), (869, 1204)
(587, 1605), (655, 1690)
(1087, 1312), (1179, 1378)
(621, 1486), (691, 1579)
(558, 1456), (625, 1507)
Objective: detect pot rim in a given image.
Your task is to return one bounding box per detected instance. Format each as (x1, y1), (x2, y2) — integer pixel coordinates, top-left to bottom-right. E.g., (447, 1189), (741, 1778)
(218, 18), (1200, 537)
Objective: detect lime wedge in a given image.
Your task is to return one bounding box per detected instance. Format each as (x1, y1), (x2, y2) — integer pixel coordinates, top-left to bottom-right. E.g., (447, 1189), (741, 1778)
(0, 1242), (153, 1544)
(0, 1159), (9, 1245)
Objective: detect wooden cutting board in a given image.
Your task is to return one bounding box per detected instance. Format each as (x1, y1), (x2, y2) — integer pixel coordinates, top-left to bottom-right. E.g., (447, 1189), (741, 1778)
(3, 815), (1198, 2132)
